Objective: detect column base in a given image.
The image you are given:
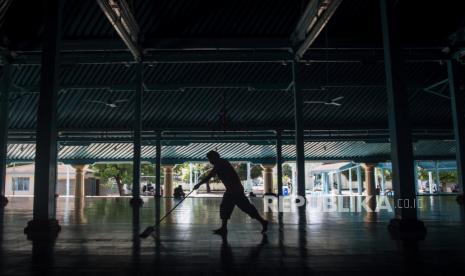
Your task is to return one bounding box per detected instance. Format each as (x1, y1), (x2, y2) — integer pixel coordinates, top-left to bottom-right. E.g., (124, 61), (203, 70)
(388, 218), (427, 240)
(0, 195), (8, 207)
(130, 197), (144, 207)
(24, 219), (61, 240)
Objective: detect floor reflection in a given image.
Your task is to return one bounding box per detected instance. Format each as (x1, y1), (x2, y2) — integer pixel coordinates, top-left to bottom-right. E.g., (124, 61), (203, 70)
(0, 196), (463, 274)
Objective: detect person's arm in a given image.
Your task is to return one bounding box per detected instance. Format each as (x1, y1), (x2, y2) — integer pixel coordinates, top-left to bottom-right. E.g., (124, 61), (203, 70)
(193, 168), (216, 190)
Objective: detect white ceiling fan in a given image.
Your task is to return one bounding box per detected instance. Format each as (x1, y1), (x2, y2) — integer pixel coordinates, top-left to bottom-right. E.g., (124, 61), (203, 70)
(85, 99), (129, 108)
(304, 96), (344, 107)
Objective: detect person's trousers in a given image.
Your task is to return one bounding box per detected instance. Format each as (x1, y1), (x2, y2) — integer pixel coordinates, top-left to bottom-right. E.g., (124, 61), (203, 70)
(220, 191), (261, 220)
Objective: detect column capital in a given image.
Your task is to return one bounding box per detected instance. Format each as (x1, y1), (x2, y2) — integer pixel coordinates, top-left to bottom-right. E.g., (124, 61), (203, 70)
(363, 163), (377, 169)
(260, 164), (275, 169)
(162, 164), (175, 171)
(71, 164), (88, 171)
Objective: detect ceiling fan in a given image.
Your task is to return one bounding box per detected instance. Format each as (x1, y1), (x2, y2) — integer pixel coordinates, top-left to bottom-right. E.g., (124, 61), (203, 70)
(85, 99), (129, 108)
(304, 96), (344, 107)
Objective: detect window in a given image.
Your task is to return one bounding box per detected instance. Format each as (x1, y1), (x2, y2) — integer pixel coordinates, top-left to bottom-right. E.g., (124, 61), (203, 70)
(13, 177), (30, 191)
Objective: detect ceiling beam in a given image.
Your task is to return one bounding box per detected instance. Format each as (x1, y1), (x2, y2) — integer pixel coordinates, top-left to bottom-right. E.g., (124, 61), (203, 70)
(9, 47), (447, 66)
(291, 0), (343, 59)
(96, 0), (141, 61)
(7, 128), (453, 144)
(9, 79), (445, 94)
(6, 154), (457, 165)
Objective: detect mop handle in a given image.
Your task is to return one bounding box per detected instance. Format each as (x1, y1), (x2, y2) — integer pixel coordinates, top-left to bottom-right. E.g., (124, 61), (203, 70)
(158, 189), (196, 224)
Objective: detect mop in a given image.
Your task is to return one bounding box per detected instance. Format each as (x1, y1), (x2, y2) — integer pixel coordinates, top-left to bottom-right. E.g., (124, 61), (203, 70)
(139, 189), (196, 239)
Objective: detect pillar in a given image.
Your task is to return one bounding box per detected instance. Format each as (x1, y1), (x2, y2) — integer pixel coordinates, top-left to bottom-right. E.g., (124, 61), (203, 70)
(413, 162), (419, 194)
(131, 61), (143, 207)
(381, 169), (386, 195)
(291, 163), (297, 195)
(73, 165), (87, 225)
(435, 161), (443, 192)
(276, 130), (284, 196)
(155, 131), (161, 197)
(336, 171), (342, 195)
(65, 165), (70, 197)
(24, 0), (64, 240)
(364, 163), (377, 210)
(428, 171), (434, 194)
(72, 165), (86, 199)
(246, 162), (252, 193)
(292, 61), (306, 198)
(189, 162), (193, 191)
(328, 172), (334, 193)
(0, 63), (12, 207)
(348, 168), (353, 195)
(380, 0), (426, 238)
(163, 165), (174, 197)
(357, 165), (362, 195)
(261, 164), (274, 195)
(447, 59), (465, 201)
(322, 172), (329, 194)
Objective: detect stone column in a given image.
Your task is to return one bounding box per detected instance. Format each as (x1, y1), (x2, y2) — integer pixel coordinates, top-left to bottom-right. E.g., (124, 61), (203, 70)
(356, 165), (363, 195)
(163, 165), (174, 197)
(428, 171), (434, 194)
(336, 171), (342, 195)
(261, 164), (274, 195)
(72, 165), (87, 199)
(364, 163), (377, 211)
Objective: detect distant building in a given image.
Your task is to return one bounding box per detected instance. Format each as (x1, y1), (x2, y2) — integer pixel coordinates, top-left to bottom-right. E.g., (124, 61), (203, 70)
(5, 164), (98, 196)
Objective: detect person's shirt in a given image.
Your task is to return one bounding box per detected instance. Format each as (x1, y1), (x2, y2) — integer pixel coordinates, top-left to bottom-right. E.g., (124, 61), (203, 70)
(212, 158), (244, 193)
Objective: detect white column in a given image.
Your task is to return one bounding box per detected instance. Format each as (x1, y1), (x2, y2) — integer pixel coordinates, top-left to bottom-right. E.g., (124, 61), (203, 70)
(163, 165), (174, 197)
(349, 168), (353, 195)
(428, 171), (434, 194)
(435, 161), (441, 192)
(66, 164), (70, 197)
(337, 171), (342, 195)
(292, 164), (297, 195)
(246, 162), (252, 192)
(194, 167), (199, 184)
(381, 169), (386, 195)
(357, 165), (362, 195)
(414, 162), (419, 194)
(189, 163), (193, 191)
(329, 173), (334, 193)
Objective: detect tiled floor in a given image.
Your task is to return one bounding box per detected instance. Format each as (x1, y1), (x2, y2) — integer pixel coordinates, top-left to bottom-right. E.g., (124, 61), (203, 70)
(1, 196), (464, 275)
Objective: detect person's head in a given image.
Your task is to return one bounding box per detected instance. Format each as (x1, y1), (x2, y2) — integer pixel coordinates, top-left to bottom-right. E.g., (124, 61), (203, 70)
(206, 150), (220, 164)
(178, 185), (182, 188)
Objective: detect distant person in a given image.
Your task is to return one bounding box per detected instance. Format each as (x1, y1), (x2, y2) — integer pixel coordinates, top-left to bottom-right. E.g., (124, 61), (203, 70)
(194, 151), (268, 235)
(173, 185), (185, 198)
(249, 191), (256, 197)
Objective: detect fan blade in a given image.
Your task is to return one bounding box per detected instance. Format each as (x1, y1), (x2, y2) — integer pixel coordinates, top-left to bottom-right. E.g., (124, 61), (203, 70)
(331, 96), (344, 102)
(113, 99), (129, 103)
(85, 100), (106, 104)
(304, 101), (325, 104)
(329, 102), (342, 107)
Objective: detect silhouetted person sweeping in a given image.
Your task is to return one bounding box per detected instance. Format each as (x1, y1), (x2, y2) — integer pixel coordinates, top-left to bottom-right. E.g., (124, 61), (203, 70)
(194, 151), (268, 235)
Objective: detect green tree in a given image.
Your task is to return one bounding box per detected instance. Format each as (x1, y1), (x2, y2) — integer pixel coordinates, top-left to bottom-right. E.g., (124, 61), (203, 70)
(91, 163), (155, 196)
(282, 164), (292, 178)
(251, 165), (263, 179)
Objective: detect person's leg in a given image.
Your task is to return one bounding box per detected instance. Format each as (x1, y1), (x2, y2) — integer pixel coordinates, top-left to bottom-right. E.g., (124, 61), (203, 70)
(235, 194), (268, 233)
(216, 192), (235, 234)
